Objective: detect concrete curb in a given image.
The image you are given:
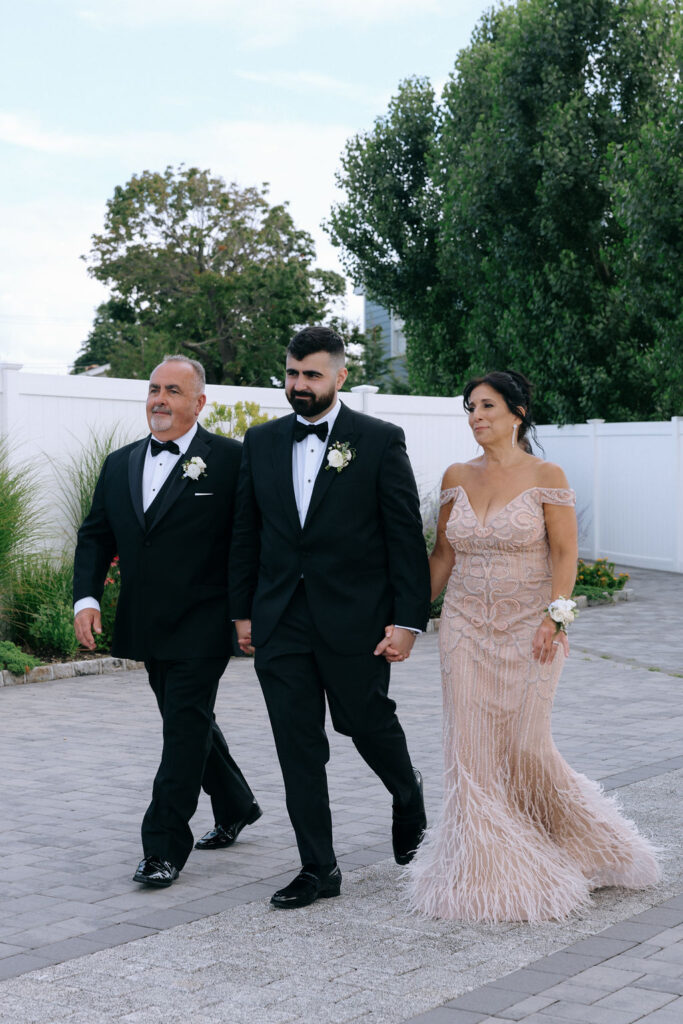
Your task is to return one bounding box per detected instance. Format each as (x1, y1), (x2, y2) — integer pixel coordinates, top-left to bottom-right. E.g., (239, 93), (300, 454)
(0, 656), (144, 688)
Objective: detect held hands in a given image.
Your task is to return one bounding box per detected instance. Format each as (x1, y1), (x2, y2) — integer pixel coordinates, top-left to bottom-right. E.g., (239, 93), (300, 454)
(235, 619), (255, 656)
(74, 608), (102, 651)
(532, 616), (569, 664)
(374, 625), (416, 663)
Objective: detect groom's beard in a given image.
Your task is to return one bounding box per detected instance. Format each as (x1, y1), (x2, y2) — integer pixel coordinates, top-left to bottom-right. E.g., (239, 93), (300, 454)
(287, 385), (337, 419)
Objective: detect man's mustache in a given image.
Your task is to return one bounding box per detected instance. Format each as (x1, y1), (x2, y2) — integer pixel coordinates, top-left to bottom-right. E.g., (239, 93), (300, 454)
(151, 406), (171, 413)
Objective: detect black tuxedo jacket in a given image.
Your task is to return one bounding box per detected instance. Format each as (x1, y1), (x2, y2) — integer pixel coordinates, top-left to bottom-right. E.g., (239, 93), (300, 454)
(229, 403), (431, 655)
(73, 424), (242, 661)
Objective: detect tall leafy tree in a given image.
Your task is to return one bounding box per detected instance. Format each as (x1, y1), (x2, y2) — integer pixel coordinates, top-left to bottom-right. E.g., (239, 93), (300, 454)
(607, 70), (682, 417)
(78, 166), (345, 384)
(328, 0), (680, 423)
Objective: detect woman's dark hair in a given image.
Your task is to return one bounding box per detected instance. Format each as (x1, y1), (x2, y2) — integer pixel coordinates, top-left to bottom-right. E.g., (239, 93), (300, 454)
(462, 370), (541, 454)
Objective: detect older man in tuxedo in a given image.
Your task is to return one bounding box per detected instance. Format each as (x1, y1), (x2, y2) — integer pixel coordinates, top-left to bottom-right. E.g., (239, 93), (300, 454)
(74, 355), (260, 887)
(230, 326), (431, 908)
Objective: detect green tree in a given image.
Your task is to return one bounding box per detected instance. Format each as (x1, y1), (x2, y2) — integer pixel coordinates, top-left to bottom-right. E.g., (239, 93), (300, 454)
(328, 0), (680, 423)
(607, 71), (683, 416)
(78, 165), (345, 384)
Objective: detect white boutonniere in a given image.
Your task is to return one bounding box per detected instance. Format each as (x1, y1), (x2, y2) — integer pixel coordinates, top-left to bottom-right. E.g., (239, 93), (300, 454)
(182, 456), (207, 480)
(325, 440), (356, 473)
(545, 596), (578, 633)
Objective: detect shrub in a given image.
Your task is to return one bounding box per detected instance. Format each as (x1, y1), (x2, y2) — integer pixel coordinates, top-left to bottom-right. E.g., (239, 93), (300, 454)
(0, 640), (41, 674)
(8, 553), (78, 658)
(28, 604), (79, 660)
(202, 401), (276, 439)
(573, 558), (629, 602)
(0, 439), (42, 620)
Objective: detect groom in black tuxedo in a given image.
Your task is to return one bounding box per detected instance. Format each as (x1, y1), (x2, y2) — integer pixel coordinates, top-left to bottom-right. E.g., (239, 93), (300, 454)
(230, 326), (430, 908)
(73, 355), (260, 887)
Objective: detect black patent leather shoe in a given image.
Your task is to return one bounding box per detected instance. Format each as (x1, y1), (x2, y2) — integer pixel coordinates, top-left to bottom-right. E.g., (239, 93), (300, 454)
(392, 769), (427, 865)
(194, 801), (262, 850)
(132, 855), (179, 887)
(270, 865), (342, 909)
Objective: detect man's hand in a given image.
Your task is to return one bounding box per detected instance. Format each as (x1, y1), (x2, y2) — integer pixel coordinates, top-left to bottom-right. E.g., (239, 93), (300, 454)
(235, 619), (255, 656)
(374, 625), (416, 663)
(74, 608), (102, 651)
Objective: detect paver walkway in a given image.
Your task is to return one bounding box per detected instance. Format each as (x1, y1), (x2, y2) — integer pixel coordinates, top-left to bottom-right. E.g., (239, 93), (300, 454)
(0, 567), (681, 1023)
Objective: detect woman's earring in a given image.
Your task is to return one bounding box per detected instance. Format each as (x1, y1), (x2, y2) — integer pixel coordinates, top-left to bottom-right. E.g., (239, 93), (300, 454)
(512, 423), (519, 449)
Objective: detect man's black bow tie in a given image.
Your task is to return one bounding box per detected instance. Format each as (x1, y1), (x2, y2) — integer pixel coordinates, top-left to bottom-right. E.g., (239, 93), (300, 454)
(294, 421), (328, 443)
(150, 438), (180, 456)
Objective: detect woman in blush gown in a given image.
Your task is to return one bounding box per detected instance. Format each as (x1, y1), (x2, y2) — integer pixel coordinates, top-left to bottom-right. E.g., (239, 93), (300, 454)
(406, 371), (659, 923)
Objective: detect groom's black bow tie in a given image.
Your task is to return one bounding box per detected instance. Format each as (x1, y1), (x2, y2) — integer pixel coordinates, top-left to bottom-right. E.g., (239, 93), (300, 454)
(150, 438), (180, 456)
(294, 421), (328, 443)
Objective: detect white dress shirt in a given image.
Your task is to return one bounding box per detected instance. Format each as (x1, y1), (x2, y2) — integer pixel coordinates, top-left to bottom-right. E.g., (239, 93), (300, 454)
(74, 423), (198, 615)
(141, 422), (198, 511)
(292, 400), (342, 527)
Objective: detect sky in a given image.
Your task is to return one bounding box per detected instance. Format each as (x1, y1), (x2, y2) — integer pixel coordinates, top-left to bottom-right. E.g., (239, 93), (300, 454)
(0, 0), (495, 374)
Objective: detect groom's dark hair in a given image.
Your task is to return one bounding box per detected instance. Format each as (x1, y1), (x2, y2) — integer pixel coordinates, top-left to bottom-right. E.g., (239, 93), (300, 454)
(287, 326), (345, 367)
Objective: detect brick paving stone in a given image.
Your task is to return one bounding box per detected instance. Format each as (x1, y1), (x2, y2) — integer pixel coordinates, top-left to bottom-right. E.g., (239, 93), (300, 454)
(634, 975), (683, 996)
(561, 937), (639, 958)
(527, 952), (607, 975)
(489, 970), (568, 995)
(593, 986), (676, 1013)
(569, 965), (648, 988)
(633, 999), (683, 1023)
(0, 565), (682, 1024)
(538, 980), (614, 1005)
(604, 955), (683, 978)
(598, 922), (669, 942)
(532, 1003), (638, 1024)
(446, 987), (526, 1014)
(631, 908), (683, 927)
(492, 994), (559, 1019)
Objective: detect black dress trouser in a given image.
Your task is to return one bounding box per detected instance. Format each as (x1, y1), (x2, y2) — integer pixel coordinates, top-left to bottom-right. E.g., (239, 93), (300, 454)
(254, 583), (422, 869)
(141, 656), (255, 869)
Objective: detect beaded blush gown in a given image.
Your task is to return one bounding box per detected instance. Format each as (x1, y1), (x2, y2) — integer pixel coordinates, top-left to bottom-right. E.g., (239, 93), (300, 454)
(406, 485), (659, 922)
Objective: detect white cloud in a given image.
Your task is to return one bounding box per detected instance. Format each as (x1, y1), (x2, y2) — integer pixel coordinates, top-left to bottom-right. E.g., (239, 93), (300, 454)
(0, 113), (92, 155)
(0, 115), (363, 370)
(0, 199), (108, 371)
(235, 70), (381, 105)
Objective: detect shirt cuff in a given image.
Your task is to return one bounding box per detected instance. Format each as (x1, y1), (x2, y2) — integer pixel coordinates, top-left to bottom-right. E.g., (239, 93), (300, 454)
(74, 597), (100, 615)
(394, 624), (422, 635)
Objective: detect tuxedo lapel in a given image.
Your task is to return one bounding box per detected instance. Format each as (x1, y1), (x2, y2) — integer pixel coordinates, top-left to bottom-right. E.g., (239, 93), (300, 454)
(145, 428), (210, 533)
(127, 437), (148, 531)
(304, 403), (358, 528)
(271, 414), (302, 535)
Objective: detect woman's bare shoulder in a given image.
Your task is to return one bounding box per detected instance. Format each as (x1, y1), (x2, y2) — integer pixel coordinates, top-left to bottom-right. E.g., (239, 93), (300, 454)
(441, 460), (480, 490)
(534, 460), (571, 489)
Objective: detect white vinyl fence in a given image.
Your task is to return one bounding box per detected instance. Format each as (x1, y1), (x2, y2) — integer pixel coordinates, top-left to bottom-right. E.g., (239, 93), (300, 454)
(1, 363), (681, 573)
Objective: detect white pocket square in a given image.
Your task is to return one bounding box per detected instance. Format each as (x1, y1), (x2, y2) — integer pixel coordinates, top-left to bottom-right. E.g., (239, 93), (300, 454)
(194, 492), (214, 496)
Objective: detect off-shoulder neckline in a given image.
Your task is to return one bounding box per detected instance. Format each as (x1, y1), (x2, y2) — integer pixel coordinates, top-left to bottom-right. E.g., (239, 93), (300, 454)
(441, 484), (574, 529)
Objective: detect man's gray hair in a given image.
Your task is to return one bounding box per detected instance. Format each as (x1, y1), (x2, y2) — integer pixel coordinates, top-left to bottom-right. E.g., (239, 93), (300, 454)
(161, 354), (206, 394)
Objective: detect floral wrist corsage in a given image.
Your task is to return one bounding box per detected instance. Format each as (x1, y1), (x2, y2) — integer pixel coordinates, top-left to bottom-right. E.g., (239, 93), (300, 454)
(545, 596), (578, 633)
